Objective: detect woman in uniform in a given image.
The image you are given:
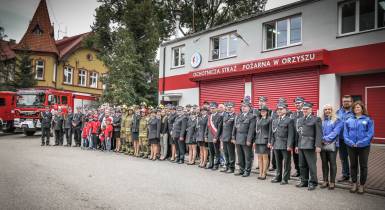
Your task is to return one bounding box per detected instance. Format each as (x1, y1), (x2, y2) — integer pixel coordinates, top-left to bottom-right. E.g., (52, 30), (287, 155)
(196, 107), (208, 168)
(148, 109), (161, 160)
(254, 105), (271, 180)
(185, 108), (198, 165)
(132, 106), (141, 157)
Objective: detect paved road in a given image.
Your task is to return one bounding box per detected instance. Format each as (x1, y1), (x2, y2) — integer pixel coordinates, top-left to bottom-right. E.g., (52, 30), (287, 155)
(1, 133), (385, 210)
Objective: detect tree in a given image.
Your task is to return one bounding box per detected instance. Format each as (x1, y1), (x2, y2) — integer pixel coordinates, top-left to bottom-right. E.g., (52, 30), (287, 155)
(0, 26), (15, 91)
(90, 0), (169, 106)
(159, 0), (268, 35)
(13, 50), (37, 88)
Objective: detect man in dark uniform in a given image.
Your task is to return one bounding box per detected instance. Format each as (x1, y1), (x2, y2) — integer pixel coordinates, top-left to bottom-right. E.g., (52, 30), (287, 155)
(53, 109), (65, 146)
(232, 98), (255, 177)
(40, 106), (52, 146)
(269, 103), (295, 185)
(72, 107), (83, 147)
(206, 102), (223, 170)
(167, 105), (177, 160)
(219, 102), (236, 173)
(171, 106), (188, 164)
(290, 96), (305, 177)
(64, 107), (74, 147)
(295, 102), (322, 190)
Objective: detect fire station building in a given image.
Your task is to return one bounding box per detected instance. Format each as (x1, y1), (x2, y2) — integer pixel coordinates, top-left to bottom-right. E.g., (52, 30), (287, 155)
(158, 0), (385, 143)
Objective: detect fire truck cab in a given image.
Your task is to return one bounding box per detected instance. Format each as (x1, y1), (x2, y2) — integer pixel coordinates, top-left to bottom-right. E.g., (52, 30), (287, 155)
(0, 91), (16, 133)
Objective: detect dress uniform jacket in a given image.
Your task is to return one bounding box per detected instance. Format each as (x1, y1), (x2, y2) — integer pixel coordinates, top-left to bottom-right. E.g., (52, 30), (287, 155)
(53, 115), (64, 131)
(72, 113), (83, 128)
(185, 115), (197, 144)
(232, 112), (255, 145)
(270, 115), (295, 150)
(195, 115), (208, 142)
(171, 114), (187, 139)
(206, 112), (223, 142)
(112, 114), (121, 132)
(40, 112), (52, 128)
(148, 117), (161, 139)
(254, 117), (272, 145)
(167, 113), (177, 135)
(131, 114), (141, 133)
(64, 113), (73, 129)
(160, 116), (168, 134)
(296, 115), (322, 149)
(220, 112), (236, 142)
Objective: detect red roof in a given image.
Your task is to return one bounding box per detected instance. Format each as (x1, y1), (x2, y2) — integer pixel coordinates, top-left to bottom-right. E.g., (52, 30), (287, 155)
(55, 32), (91, 60)
(13, 0), (58, 54)
(0, 39), (16, 61)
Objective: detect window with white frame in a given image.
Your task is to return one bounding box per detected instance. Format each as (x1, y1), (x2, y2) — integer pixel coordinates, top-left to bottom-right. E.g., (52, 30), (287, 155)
(35, 60), (44, 80)
(339, 0), (384, 35)
(263, 15), (302, 50)
(89, 72), (98, 88)
(78, 69), (87, 86)
(211, 33), (238, 60)
(63, 66), (73, 84)
(172, 46), (185, 67)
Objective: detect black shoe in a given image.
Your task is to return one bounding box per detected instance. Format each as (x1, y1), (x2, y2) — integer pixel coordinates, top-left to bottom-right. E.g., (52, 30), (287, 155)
(242, 172), (250, 177)
(280, 180), (289, 185)
(226, 168), (235, 174)
(296, 182), (308, 188)
(271, 178), (281, 183)
(269, 167), (276, 171)
(308, 184), (316, 191)
(337, 176), (350, 182)
(41, 143), (45, 146)
(178, 160), (184, 164)
(206, 164), (213, 169)
(292, 171), (300, 177)
(220, 167), (229, 172)
(212, 165), (219, 170)
(234, 171), (244, 176)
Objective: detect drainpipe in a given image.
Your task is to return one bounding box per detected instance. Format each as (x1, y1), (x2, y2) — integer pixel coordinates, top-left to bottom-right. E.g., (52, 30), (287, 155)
(162, 46), (166, 104)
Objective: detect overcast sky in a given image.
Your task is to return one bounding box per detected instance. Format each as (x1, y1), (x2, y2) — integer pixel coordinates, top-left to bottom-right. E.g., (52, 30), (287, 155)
(0, 0), (298, 42)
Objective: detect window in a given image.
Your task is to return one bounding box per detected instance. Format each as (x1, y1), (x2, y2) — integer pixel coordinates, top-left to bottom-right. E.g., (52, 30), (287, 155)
(172, 46), (185, 67)
(263, 15), (302, 50)
(63, 66), (73, 84)
(35, 60), (44, 80)
(89, 72), (98, 88)
(78, 69), (87, 86)
(339, 0), (384, 35)
(0, 98), (5, 106)
(61, 96), (68, 105)
(211, 33), (238, 60)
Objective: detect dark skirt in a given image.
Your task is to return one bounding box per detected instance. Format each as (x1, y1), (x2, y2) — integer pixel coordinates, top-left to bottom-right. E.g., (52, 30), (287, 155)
(198, 141), (207, 147)
(113, 130), (121, 139)
(131, 132), (139, 141)
(255, 144), (269, 154)
(149, 138), (159, 145)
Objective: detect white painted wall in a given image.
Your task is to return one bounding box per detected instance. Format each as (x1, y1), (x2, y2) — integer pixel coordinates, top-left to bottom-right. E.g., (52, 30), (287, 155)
(161, 88), (199, 106)
(319, 73), (341, 114)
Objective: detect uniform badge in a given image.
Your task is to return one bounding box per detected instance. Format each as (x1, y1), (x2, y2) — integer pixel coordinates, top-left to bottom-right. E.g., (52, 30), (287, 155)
(362, 121), (367, 125)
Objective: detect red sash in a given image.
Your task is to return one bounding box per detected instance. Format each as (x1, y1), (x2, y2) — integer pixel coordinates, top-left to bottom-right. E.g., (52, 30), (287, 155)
(208, 114), (217, 136)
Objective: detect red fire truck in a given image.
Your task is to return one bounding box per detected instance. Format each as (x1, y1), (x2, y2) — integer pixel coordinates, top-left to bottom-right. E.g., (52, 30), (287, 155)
(14, 88), (97, 136)
(0, 91), (16, 133)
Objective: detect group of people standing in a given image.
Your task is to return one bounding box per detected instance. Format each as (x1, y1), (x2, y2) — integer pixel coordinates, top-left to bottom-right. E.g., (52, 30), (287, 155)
(39, 95), (374, 194)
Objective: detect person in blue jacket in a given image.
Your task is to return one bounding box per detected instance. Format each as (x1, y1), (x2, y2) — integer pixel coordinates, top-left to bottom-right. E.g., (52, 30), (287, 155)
(344, 101), (374, 194)
(336, 95), (354, 182)
(320, 104), (343, 190)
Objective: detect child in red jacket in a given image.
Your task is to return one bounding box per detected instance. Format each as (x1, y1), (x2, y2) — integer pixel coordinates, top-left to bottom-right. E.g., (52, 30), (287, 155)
(105, 118), (113, 152)
(99, 125), (106, 151)
(81, 119), (89, 149)
(90, 115), (100, 150)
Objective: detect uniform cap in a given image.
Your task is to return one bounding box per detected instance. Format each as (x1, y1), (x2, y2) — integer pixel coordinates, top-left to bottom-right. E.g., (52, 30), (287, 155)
(276, 102), (288, 109)
(259, 96), (268, 102)
(303, 101), (313, 108)
(294, 97), (305, 103)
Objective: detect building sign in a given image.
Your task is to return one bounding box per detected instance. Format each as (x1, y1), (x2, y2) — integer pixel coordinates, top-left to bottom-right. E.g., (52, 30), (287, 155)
(191, 52), (202, 68)
(189, 50), (327, 81)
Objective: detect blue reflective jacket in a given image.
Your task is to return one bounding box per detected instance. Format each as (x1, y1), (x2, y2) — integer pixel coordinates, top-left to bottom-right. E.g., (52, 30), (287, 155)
(322, 118), (343, 147)
(343, 115), (374, 148)
(336, 108), (354, 139)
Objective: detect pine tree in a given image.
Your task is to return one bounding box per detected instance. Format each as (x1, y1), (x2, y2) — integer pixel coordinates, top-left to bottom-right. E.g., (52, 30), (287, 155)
(13, 51), (37, 88)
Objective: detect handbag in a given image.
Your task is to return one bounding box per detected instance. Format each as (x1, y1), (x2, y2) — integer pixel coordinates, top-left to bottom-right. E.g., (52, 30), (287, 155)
(322, 141), (336, 152)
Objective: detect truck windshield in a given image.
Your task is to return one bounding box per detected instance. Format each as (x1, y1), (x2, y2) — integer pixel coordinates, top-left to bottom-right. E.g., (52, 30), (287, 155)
(16, 94), (45, 107)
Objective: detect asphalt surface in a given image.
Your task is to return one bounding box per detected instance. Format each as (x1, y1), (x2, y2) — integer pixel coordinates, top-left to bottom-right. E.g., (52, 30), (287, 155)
(1, 132), (385, 210)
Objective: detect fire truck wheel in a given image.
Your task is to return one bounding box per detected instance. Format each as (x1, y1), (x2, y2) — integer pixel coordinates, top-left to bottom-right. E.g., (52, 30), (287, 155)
(24, 131), (36, 136)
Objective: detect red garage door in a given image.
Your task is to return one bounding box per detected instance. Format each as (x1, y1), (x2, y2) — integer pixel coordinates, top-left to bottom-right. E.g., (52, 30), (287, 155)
(366, 86), (385, 143)
(342, 72), (385, 144)
(200, 76), (245, 111)
(252, 69), (319, 112)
